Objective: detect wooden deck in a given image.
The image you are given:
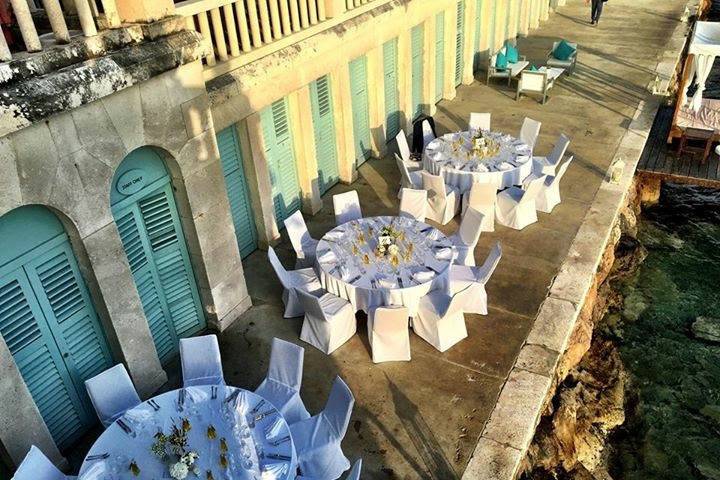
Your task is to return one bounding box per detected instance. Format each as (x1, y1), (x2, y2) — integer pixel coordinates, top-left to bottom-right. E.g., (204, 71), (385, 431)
(637, 105), (720, 187)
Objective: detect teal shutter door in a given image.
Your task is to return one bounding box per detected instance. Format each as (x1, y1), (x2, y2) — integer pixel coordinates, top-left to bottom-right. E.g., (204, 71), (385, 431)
(473, 0), (483, 72)
(0, 206), (113, 449)
(435, 12), (445, 102)
(349, 56), (372, 165)
(113, 172), (206, 362)
(217, 126), (258, 258)
(383, 38), (401, 140)
(411, 24), (424, 119)
(261, 98), (302, 224)
(455, 0), (466, 86)
(310, 75), (340, 194)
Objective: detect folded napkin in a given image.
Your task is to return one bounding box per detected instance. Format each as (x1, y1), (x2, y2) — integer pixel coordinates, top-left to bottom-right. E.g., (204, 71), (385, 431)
(434, 247), (453, 260)
(264, 417), (284, 440)
(473, 163), (489, 172)
(498, 162), (513, 171)
(413, 270), (436, 283)
(325, 230), (344, 241)
(377, 277), (398, 289)
(427, 229), (441, 241)
(262, 463), (290, 480)
(78, 460), (109, 480)
(318, 250), (337, 264)
(516, 155), (530, 164)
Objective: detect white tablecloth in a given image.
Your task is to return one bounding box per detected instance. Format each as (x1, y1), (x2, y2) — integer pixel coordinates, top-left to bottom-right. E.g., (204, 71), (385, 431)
(315, 216), (452, 316)
(423, 131), (533, 192)
(78, 386), (296, 480)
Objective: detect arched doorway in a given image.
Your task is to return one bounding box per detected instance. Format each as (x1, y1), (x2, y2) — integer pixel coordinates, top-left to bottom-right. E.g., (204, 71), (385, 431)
(110, 147), (205, 362)
(0, 206), (113, 449)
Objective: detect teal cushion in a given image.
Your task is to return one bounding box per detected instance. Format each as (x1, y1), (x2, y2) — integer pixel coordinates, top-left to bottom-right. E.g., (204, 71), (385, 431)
(506, 43), (519, 63)
(530, 65), (539, 72)
(495, 52), (508, 71)
(553, 40), (575, 61)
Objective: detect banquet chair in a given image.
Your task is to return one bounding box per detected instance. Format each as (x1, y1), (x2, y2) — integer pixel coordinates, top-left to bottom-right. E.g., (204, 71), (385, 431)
(346, 459), (363, 480)
(495, 175), (547, 230)
(290, 376), (355, 479)
(421, 171), (460, 225)
(268, 246), (323, 318)
(395, 130), (421, 171)
(179, 334), (225, 387)
(519, 117), (542, 151)
(13, 446), (75, 480)
(449, 207), (485, 266)
(421, 119), (436, 150)
(531, 133), (570, 177)
(395, 154), (422, 192)
(414, 285), (474, 352)
(450, 242), (502, 315)
(284, 210), (320, 269)
(461, 181), (497, 232)
(468, 112), (491, 132)
(368, 306), (411, 363)
(296, 289), (356, 355)
(535, 156), (574, 214)
(333, 191), (363, 225)
(399, 188), (428, 222)
(85, 364), (141, 428)
(255, 337), (310, 424)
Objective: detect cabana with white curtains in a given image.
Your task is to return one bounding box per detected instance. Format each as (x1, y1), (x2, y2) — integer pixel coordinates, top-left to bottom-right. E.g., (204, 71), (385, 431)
(680, 22), (720, 112)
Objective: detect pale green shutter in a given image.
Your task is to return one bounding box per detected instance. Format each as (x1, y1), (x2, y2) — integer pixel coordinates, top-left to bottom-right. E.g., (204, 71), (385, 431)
(411, 24), (424, 119)
(310, 75), (340, 194)
(473, 0), (483, 72)
(435, 12), (445, 102)
(349, 56), (372, 165)
(261, 98), (302, 224)
(217, 126), (258, 258)
(455, 0), (466, 86)
(383, 38), (401, 140)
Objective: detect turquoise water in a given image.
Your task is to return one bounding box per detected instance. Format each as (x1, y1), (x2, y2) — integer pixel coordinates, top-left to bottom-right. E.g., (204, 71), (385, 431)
(608, 184), (720, 480)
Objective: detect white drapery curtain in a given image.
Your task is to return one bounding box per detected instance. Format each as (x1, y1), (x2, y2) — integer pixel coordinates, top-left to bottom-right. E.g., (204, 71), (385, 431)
(690, 54), (715, 112)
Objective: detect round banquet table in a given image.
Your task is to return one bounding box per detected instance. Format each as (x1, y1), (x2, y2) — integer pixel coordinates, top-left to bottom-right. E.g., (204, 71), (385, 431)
(315, 216), (453, 317)
(78, 385), (296, 480)
(423, 130), (533, 193)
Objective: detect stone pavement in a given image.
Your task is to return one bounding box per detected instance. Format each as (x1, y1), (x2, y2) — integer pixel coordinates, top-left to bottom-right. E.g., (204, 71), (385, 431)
(201, 1), (689, 477)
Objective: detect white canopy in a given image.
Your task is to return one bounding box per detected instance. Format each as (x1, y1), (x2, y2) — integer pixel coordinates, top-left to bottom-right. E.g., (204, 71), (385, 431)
(682, 21), (720, 111)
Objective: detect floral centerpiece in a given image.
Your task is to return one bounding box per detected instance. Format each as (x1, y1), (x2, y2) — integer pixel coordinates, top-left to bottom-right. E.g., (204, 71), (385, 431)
(151, 419), (200, 479)
(470, 130), (500, 159)
(375, 225), (402, 258)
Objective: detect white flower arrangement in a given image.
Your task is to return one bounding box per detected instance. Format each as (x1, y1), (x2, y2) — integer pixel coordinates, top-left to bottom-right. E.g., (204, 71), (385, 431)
(169, 462), (189, 480)
(387, 244), (400, 256)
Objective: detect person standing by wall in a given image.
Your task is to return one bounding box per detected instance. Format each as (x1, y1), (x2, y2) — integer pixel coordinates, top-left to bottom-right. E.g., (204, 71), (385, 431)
(586, 0), (607, 25)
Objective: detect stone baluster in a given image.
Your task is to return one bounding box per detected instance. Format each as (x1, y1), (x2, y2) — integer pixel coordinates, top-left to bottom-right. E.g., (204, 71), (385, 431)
(222, 4), (240, 57)
(246, 0), (262, 46)
(268, 0), (283, 39)
(0, 28), (11, 61)
(9, 0), (42, 52)
(42, 0), (71, 43)
(278, 0), (291, 35)
(233, 0), (252, 52)
(307, 0), (318, 24)
(100, 0), (121, 27)
(299, 0), (309, 28)
(288, 0), (300, 31)
(74, 0), (98, 36)
(197, 11), (216, 65)
(210, 7), (228, 61)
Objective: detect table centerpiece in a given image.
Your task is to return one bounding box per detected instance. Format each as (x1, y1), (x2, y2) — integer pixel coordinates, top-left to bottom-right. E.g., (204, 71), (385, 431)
(151, 419), (200, 480)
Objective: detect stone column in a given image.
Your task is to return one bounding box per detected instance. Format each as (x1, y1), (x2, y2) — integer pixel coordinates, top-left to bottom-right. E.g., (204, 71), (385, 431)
(398, 29), (413, 131)
(462, 0), (476, 85)
(244, 113), (282, 246)
(0, 337), (66, 468)
(443, 4), (458, 101)
(366, 46), (386, 156)
(288, 87), (323, 215)
(115, 0), (174, 23)
(330, 65), (358, 184)
(82, 223), (168, 397)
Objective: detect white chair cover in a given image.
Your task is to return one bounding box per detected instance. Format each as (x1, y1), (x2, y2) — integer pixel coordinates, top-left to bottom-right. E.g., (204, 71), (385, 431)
(268, 246), (322, 318)
(421, 171), (460, 225)
(85, 364), (141, 428)
(284, 210), (320, 269)
(450, 242), (502, 315)
(469, 112), (491, 132)
(395, 130), (421, 171)
(346, 459), (362, 480)
(531, 133), (570, 177)
(450, 207), (484, 266)
(421, 119), (436, 150)
(13, 446), (71, 480)
(255, 337), (310, 424)
(368, 306), (411, 363)
(333, 191), (362, 225)
(462, 181), (497, 232)
(536, 156), (573, 213)
(495, 175), (547, 230)
(297, 289), (356, 355)
(399, 188), (428, 222)
(414, 285), (473, 352)
(395, 154), (422, 191)
(519, 117), (542, 151)
(179, 334), (225, 387)
(290, 376), (354, 479)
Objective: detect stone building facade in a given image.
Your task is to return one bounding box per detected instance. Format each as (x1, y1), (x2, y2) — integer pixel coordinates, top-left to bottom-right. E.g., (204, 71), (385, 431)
(0, 0), (558, 468)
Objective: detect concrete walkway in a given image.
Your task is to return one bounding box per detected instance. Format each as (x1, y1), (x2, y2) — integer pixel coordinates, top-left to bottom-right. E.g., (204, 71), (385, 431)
(230, 1), (688, 477)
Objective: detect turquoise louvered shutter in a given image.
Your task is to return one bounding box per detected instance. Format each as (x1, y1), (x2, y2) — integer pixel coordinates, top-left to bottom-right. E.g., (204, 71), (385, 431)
(217, 126), (258, 258)
(435, 12), (445, 102)
(261, 98), (302, 224)
(383, 38), (401, 140)
(349, 56), (372, 165)
(411, 24), (424, 119)
(0, 232), (113, 448)
(310, 75), (340, 194)
(114, 183), (205, 361)
(455, 0), (466, 86)
(473, 0), (483, 72)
